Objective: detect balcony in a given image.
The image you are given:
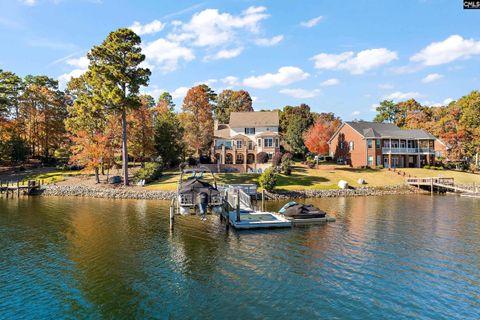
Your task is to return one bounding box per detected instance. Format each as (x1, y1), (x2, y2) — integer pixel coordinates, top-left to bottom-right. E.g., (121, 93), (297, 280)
(382, 147), (434, 154)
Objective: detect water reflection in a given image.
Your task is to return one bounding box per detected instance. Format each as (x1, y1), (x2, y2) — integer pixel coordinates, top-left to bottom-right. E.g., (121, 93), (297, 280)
(1, 195), (479, 319)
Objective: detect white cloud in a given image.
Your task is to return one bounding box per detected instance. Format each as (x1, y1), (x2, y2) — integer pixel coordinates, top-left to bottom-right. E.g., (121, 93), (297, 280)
(169, 6), (269, 47)
(443, 98), (454, 105)
(370, 103), (379, 112)
(142, 85), (168, 99)
(384, 91), (422, 101)
(300, 16), (323, 28)
(243, 66), (309, 89)
(171, 86), (189, 100)
(142, 38), (195, 72)
(378, 83), (394, 90)
(195, 79), (218, 87)
(422, 73), (443, 83)
(205, 47), (243, 61)
(66, 56), (89, 69)
(18, 0), (37, 6)
(129, 20), (165, 35)
(221, 76), (239, 86)
(279, 88), (321, 99)
(320, 78), (339, 86)
(311, 48), (397, 74)
(255, 35), (283, 46)
(411, 35), (480, 66)
(351, 111), (361, 116)
(58, 56), (89, 86)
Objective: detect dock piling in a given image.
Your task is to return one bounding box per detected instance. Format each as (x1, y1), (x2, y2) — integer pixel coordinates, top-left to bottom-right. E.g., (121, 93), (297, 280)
(169, 200), (174, 231)
(236, 190), (241, 222)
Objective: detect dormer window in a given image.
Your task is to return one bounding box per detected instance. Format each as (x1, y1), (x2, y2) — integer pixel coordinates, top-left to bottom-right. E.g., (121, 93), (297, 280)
(245, 128), (255, 135)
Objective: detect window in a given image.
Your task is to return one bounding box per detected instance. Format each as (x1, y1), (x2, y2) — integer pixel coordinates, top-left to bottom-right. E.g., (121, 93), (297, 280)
(340, 142), (344, 149)
(248, 141), (253, 150)
(349, 141), (354, 151)
(264, 138), (273, 148)
(257, 139), (262, 147)
(245, 128), (255, 135)
(376, 155), (381, 165)
(275, 138), (279, 148)
(268, 153), (273, 160)
(367, 140), (373, 148)
(236, 140), (242, 148)
(368, 156), (373, 166)
(376, 139), (381, 148)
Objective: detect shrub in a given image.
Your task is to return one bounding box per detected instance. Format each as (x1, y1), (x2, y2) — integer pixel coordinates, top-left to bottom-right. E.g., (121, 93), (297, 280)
(377, 165), (384, 169)
(187, 157), (197, 166)
(437, 166), (444, 170)
(259, 167), (277, 192)
(199, 155), (211, 164)
(281, 157), (293, 174)
(135, 162), (162, 183)
(256, 152), (269, 164)
(424, 165), (430, 169)
(272, 152), (283, 167)
(282, 152), (293, 162)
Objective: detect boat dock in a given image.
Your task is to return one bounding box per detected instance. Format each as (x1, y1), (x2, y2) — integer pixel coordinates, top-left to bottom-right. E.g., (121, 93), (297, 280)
(406, 177), (478, 195)
(224, 186), (292, 229)
(0, 180), (43, 198)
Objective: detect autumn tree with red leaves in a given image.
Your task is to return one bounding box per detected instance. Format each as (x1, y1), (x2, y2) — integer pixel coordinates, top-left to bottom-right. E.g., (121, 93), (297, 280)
(303, 119), (339, 155)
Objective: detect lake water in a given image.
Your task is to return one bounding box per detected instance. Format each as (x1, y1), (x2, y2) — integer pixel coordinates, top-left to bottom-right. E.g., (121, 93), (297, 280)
(0, 195), (479, 319)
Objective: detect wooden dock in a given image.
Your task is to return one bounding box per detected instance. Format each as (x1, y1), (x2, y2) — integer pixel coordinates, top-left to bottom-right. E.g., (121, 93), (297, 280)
(0, 180), (43, 198)
(406, 177), (477, 195)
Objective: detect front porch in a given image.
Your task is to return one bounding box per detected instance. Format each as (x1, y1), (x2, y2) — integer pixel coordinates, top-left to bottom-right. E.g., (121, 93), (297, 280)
(382, 154), (434, 168)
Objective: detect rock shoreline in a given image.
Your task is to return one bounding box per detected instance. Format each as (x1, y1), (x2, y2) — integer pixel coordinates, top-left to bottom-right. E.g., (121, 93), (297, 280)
(40, 184), (417, 200)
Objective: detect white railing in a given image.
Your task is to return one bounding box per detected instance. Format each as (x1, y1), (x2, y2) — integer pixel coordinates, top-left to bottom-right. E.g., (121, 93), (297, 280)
(382, 147), (434, 154)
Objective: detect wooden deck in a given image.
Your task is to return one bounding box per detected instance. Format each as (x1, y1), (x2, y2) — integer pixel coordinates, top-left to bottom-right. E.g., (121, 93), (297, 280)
(0, 180), (43, 198)
(406, 177), (477, 194)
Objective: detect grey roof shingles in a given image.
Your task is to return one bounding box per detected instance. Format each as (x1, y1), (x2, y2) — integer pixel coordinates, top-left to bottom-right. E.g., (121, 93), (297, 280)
(346, 121), (436, 139)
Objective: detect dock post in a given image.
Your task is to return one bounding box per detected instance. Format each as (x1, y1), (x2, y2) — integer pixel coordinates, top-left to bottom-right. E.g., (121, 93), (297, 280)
(169, 203), (174, 231)
(261, 189), (265, 212)
(17, 181), (19, 197)
(430, 178), (434, 195)
(236, 190), (241, 222)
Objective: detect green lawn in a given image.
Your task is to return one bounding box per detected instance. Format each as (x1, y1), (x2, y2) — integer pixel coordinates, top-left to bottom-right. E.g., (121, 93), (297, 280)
(145, 163), (480, 191)
(25, 170), (85, 184)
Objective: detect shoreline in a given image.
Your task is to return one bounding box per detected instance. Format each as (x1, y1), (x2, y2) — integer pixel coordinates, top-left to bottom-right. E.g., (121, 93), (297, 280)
(37, 184), (418, 200)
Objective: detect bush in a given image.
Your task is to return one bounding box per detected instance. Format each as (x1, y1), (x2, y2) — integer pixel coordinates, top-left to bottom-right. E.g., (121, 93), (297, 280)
(437, 166), (444, 170)
(424, 165), (431, 169)
(272, 152), (283, 167)
(282, 152), (293, 162)
(256, 152), (269, 164)
(377, 165), (384, 169)
(281, 157), (293, 174)
(187, 157), (197, 166)
(259, 167), (277, 192)
(135, 162), (162, 183)
(199, 155), (211, 164)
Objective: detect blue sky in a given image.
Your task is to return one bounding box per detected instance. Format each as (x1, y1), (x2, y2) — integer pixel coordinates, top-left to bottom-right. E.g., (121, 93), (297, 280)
(1, 0), (479, 120)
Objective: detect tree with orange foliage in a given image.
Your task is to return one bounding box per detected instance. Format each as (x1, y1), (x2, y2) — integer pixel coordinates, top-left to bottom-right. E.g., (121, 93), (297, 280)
(303, 119), (339, 156)
(127, 94), (155, 166)
(181, 85), (215, 157)
(70, 131), (111, 183)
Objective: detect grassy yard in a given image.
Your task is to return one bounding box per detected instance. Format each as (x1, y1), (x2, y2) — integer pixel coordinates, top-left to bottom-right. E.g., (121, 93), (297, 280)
(25, 170), (85, 184)
(145, 163), (480, 191)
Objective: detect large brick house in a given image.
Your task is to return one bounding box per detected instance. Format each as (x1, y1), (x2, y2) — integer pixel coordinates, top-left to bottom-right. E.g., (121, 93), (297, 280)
(212, 111), (280, 172)
(328, 121), (445, 168)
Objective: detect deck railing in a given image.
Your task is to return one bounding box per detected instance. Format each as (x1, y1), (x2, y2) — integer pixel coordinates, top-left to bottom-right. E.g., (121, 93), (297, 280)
(382, 147), (434, 154)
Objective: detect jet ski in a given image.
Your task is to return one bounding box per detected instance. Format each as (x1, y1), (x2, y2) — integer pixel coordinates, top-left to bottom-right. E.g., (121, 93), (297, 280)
(278, 201), (327, 219)
(177, 167), (223, 220)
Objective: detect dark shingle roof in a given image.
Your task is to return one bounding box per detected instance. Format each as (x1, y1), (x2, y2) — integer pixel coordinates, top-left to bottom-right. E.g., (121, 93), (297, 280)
(346, 121), (436, 139)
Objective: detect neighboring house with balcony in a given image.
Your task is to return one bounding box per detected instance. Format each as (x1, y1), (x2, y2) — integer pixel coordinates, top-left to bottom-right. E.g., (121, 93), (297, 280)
(212, 111), (280, 172)
(328, 121), (443, 168)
